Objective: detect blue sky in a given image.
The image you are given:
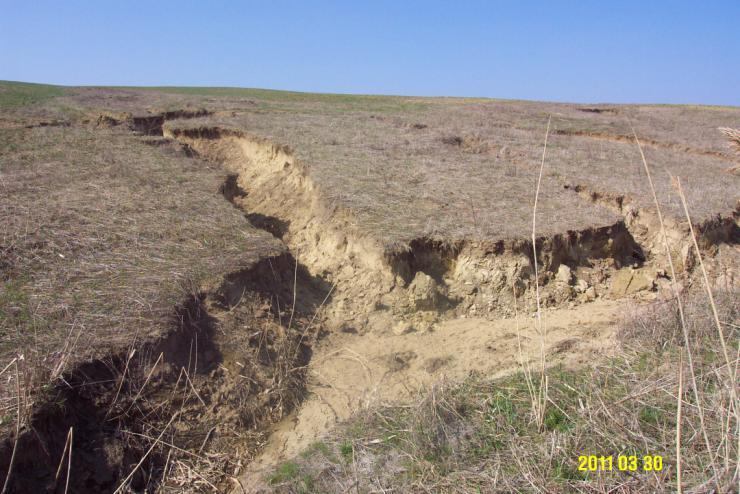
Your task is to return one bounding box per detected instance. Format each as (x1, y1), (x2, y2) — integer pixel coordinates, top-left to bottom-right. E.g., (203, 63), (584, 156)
(1, 1), (738, 105)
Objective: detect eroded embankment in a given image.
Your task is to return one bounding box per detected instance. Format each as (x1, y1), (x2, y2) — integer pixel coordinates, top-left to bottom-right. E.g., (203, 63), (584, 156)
(93, 109), (212, 136)
(564, 183), (739, 275)
(0, 253), (326, 492)
(159, 122), (737, 490)
(164, 125), (682, 334)
(165, 125), (737, 490)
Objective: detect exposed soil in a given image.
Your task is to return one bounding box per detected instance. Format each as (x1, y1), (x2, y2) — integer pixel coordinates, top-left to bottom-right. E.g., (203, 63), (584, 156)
(577, 107), (618, 114)
(563, 182), (739, 274)
(89, 108), (213, 135)
(163, 125), (654, 327)
(242, 299), (623, 489)
(131, 110), (212, 136)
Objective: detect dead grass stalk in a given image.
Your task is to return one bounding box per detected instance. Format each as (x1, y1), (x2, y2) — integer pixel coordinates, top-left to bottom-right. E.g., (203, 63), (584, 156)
(530, 115), (552, 430)
(630, 124), (719, 485)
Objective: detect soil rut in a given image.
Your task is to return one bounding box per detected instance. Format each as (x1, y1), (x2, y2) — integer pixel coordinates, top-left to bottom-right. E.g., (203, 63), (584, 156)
(553, 128), (740, 164)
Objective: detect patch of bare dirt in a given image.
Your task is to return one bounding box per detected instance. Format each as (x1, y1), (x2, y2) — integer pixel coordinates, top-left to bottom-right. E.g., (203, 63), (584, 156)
(131, 110), (212, 136)
(240, 299), (623, 490)
(577, 107), (618, 114)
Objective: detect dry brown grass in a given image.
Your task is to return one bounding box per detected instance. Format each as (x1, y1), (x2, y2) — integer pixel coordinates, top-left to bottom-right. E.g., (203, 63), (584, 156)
(529, 115), (552, 431)
(719, 127), (740, 153)
(0, 99), (298, 490)
(0, 122), (281, 398)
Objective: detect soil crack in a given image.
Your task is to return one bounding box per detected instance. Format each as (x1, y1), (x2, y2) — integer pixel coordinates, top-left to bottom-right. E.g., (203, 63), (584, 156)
(553, 128), (740, 164)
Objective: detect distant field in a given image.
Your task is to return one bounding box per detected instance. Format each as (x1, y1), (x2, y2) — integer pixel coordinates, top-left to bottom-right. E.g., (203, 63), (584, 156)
(0, 81), (67, 109)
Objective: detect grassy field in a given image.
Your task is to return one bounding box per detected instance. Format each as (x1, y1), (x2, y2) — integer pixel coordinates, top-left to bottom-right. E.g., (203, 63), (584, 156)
(0, 81), (737, 492)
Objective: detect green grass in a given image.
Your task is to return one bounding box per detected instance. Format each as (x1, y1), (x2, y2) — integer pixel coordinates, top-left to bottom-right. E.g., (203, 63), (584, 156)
(487, 389), (517, 425)
(122, 85), (431, 113)
(268, 461), (301, 484)
(0, 278), (31, 329)
(0, 80), (66, 109)
(300, 441), (336, 463)
(268, 461), (316, 493)
(339, 441), (353, 462)
(543, 407), (571, 432)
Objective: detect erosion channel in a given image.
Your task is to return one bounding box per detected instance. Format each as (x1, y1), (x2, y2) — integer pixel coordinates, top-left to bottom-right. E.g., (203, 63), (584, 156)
(2, 110), (734, 493)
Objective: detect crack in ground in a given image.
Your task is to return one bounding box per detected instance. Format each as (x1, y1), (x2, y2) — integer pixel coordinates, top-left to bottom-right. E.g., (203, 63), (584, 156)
(553, 128), (740, 164)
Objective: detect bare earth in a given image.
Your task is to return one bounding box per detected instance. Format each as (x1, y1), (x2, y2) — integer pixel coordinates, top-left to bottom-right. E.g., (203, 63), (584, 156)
(244, 299), (624, 485)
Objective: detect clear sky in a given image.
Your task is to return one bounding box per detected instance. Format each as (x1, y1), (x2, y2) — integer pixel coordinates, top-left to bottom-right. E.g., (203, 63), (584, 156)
(2, 1), (738, 105)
